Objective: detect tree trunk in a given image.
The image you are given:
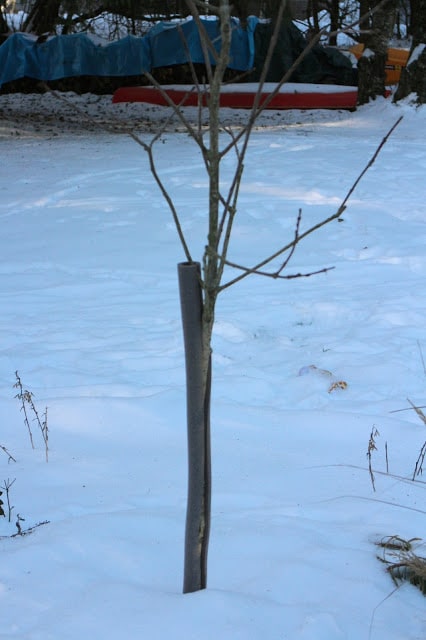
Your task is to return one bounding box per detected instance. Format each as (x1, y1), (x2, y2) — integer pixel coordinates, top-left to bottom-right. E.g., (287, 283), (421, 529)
(357, 0), (397, 104)
(0, 10), (8, 36)
(306, 0), (321, 34)
(394, 45), (426, 102)
(394, 0), (426, 103)
(23, 0), (62, 34)
(231, 0), (261, 25)
(328, 0), (340, 45)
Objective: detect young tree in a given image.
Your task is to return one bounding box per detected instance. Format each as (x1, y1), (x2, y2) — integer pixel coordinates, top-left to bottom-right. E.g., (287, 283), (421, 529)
(132, 0), (400, 594)
(35, 0), (401, 596)
(91, 0), (398, 594)
(22, 0), (402, 596)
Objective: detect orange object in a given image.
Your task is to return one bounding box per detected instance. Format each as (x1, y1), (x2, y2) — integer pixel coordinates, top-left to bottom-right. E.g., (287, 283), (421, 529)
(350, 44), (409, 84)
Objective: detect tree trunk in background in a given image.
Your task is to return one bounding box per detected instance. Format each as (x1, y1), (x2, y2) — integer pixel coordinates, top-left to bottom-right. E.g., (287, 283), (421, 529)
(328, 0), (340, 45)
(262, 0), (294, 19)
(23, 0), (62, 34)
(357, 0), (397, 104)
(232, 0), (262, 24)
(0, 10), (8, 36)
(306, 0), (321, 35)
(394, 0), (426, 103)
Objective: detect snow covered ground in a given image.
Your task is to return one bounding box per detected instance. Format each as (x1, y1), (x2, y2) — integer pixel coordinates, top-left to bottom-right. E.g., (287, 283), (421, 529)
(0, 91), (426, 639)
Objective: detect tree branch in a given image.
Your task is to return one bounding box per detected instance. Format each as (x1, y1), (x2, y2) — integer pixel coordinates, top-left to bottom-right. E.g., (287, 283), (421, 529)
(143, 70), (205, 145)
(218, 115), (403, 291)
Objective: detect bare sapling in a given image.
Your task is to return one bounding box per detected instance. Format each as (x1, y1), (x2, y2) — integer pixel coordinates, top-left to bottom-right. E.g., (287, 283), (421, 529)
(129, 0), (402, 593)
(407, 397), (426, 426)
(41, 0), (403, 593)
(0, 444), (16, 463)
(412, 440), (426, 480)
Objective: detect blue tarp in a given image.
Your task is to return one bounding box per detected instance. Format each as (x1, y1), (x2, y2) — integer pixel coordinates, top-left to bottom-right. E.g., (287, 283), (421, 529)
(0, 17), (256, 87)
(147, 17), (255, 70)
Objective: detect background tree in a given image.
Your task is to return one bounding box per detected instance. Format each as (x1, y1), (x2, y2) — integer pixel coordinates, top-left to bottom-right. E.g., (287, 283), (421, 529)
(23, 0), (62, 34)
(357, 0), (398, 104)
(306, 0), (322, 34)
(0, 9), (9, 36)
(325, 0), (341, 44)
(395, 0), (411, 37)
(394, 0), (426, 102)
(100, 0), (187, 20)
(229, 0), (262, 24)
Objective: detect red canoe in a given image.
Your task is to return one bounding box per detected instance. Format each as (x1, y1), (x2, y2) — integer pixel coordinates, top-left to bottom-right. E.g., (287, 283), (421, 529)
(112, 82), (359, 110)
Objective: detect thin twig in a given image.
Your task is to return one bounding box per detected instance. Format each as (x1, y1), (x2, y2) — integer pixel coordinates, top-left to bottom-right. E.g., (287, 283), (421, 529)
(142, 71), (204, 142)
(367, 427), (380, 491)
(0, 445), (16, 463)
(390, 404), (426, 414)
(407, 398), (426, 426)
(186, 0), (219, 79)
(176, 23), (209, 134)
(215, 257), (334, 281)
(10, 519), (50, 538)
(13, 371), (34, 449)
(43, 407), (49, 463)
(385, 441), (389, 474)
(137, 136), (193, 262)
(368, 586), (400, 640)
(23, 390), (49, 461)
(276, 208), (303, 276)
(412, 441), (426, 481)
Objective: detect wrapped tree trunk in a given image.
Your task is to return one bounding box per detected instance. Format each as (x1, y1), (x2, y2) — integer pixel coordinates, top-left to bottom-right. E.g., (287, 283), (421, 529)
(178, 262), (212, 594)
